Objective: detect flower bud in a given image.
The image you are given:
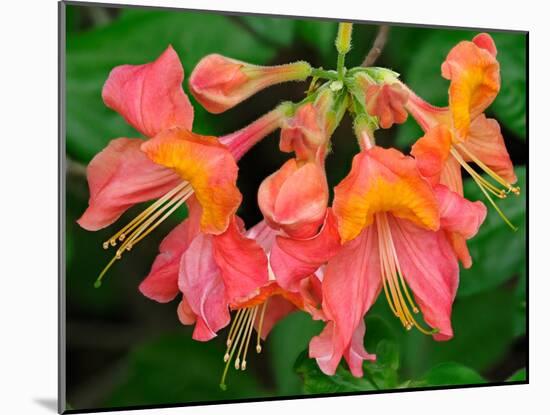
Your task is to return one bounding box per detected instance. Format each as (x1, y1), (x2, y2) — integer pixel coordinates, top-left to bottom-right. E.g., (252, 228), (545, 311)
(280, 89), (346, 162)
(364, 81), (409, 129)
(189, 54), (311, 113)
(258, 159), (329, 239)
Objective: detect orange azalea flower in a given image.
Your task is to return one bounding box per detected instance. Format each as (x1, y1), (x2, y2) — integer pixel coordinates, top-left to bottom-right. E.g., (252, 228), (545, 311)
(78, 46), (287, 287)
(402, 33), (519, 228)
(309, 144), (485, 377)
(208, 220), (323, 389)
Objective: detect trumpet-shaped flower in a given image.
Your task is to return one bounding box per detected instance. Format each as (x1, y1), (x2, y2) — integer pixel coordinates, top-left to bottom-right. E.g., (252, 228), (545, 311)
(309, 145), (486, 377)
(403, 34), (518, 228)
(78, 46), (286, 287)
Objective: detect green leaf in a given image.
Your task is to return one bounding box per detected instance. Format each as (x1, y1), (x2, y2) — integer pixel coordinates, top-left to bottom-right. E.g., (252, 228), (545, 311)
(490, 33), (527, 139)
(237, 15), (296, 48)
(513, 266), (527, 337)
(66, 6), (282, 163)
(411, 362), (486, 387)
(107, 333), (266, 407)
(507, 368), (526, 382)
(458, 166), (526, 297)
(294, 351), (378, 394)
(397, 285), (518, 376)
(293, 317), (401, 394)
(268, 312), (324, 396)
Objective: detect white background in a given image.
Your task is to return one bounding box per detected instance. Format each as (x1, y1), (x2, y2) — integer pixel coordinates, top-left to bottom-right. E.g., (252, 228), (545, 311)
(0, 0), (544, 413)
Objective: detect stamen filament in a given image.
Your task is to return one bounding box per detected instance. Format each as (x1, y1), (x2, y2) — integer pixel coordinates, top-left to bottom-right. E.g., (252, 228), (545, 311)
(123, 188), (193, 249)
(375, 213), (437, 335)
(220, 305), (263, 390)
(451, 148), (506, 197)
(238, 307), (258, 371)
(95, 183), (193, 287)
(103, 182), (189, 248)
(256, 300), (269, 353)
(451, 148), (518, 231)
(473, 175), (518, 231)
(456, 143), (520, 195)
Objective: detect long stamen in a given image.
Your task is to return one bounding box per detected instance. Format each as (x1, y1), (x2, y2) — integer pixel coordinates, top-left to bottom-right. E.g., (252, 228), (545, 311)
(94, 183), (193, 288)
(102, 182), (189, 248)
(450, 148), (505, 197)
(220, 308), (251, 390)
(238, 307), (258, 371)
(450, 148), (518, 231)
(455, 143), (520, 195)
(220, 305), (264, 389)
(256, 300), (269, 353)
(376, 213), (437, 335)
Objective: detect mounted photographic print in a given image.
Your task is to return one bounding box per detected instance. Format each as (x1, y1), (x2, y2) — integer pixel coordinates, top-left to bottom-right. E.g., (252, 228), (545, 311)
(59, 1), (528, 413)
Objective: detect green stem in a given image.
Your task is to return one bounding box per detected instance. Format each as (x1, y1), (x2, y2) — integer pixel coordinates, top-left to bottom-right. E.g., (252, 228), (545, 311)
(337, 53), (346, 80)
(311, 68), (339, 80)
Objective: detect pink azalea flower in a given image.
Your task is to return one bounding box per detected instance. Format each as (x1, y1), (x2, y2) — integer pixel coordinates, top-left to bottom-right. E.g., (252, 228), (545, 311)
(77, 46), (287, 287)
(402, 34), (518, 227)
(308, 144), (486, 377)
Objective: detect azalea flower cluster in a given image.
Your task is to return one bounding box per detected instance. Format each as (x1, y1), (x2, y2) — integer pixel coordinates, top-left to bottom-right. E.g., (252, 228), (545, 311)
(78, 23), (519, 388)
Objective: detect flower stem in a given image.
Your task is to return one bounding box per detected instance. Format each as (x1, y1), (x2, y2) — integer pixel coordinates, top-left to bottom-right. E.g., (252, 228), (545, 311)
(310, 68), (338, 80)
(337, 53), (346, 79)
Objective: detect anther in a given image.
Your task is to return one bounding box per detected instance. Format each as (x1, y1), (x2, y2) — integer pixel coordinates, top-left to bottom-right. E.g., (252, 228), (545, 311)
(256, 345), (262, 354)
(234, 358), (240, 370)
(241, 361), (247, 370)
(223, 353), (230, 362)
(102, 242), (109, 250)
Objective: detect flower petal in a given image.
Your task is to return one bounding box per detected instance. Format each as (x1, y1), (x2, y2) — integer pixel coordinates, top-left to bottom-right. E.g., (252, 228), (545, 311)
(77, 138), (181, 231)
(280, 103), (326, 161)
(461, 114), (517, 183)
(411, 125), (452, 186)
(334, 147), (440, 243)
(365, 83), (409, 129)
(102, 45), (194, 137)
(178, 232), (230, 341)
(139, 197), (202, 302)
(141, 127), (242, 234)
(258, 159), (329, 238)
(212, 218), (270, 304)
(310, 227), (381, 375)
(435, 185), (487, 239)
(440, 157), (463, 195)
(177, 297), (197, 325)
(434, 185), (486, 269)
(389, 216), (459, 340)
(441, 34), (500, 140)
(270, 210), (341, 292)
(343, 320), (376, 377)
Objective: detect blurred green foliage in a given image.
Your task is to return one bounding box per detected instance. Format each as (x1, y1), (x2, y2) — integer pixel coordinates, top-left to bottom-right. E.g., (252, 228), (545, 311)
(64, 3), (527, 410)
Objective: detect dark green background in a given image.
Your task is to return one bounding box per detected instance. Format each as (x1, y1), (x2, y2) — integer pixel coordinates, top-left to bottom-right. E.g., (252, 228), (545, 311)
(64, 3), (527, 411)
